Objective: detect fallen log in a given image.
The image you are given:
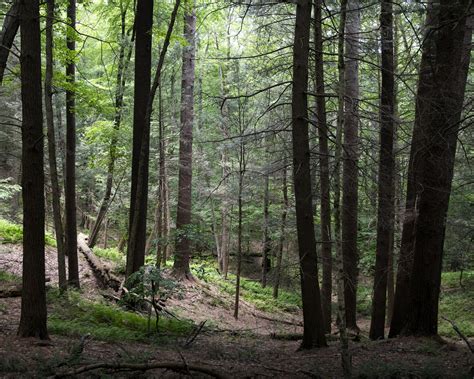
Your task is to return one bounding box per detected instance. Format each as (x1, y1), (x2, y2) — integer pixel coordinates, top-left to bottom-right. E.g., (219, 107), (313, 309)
(50, 361), (231, 379)
(77, 233), (121, 291)
(0, 285), (21, 298)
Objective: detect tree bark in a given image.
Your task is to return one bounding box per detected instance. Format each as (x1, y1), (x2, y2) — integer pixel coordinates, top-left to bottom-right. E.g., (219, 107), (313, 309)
(370, 0), (395, 340)
(173, 0), (196, 280)
(17, 0), (48, 339)
(45, 0), (67, 291)
(261, 169), (271, 287)
(273, 160), (288, 299)
(314, 0), (332, 334)
(334, 0), (351, 374)
(389, 2), (439, 337)
(403, 0), (472, 336)
(0, 0), (19, 85)
(65, 0), (79, 288)
(126, 0), (153, 277)
(291, 0), (327, 349)
(341, 0), (360, 331)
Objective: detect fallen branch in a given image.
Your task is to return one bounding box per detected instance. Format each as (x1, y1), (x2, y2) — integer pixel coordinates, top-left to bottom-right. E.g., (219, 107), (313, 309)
(0, 285), (21, 298)
(51, 361), (231, 378)
(77, 233), (121, 291)
(441, 316), (473, 353)
(251, 312), (303, 327)
(184, 320), (207, 347)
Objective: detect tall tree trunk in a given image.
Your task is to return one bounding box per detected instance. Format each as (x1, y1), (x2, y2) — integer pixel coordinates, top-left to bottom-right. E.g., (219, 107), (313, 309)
(261, 169), (271, 287)
(126, 0), (153, 277)
(173, 0), (196, 280)
(389, 3), (439, 337)
(273, 160), (288, 299)
(128, 0), (180, 276)
(89, 1), (134, 248)
(370, 0), (395, 340)
(335, 0), (351, 374)
(234, 139), (245, 319)
(0, 0), (19, 85)
(403, 0), (472, 336)
(17, 0), (48, 339)
(314, 0), (332, 334)
(65, 0), (79, 288)
(341, 0), (360, 331)
(291, 0), (327, 349)
(45, 0), (66, 291)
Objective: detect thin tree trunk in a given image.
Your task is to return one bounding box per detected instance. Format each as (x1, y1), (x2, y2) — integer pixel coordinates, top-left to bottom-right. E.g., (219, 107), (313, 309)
(234, 140), (244, 319)
(314, 0), (332, 334)
(0, 0), (19, 85)
(341, 0), (360, 331)
(89, 1), (134, 248)
(335, 0), (351, 374)
(173, 0), (196, 280)
(369, 0), (395, 340)
(261, 170), (271, 287)
(45, 0), (66, 291)
(273, 160), (288, 299)
(291, 0), (327, 349)
(403, 1), (472, 336)
(65, 0), (79, 288)
(17, 0), (48, 339)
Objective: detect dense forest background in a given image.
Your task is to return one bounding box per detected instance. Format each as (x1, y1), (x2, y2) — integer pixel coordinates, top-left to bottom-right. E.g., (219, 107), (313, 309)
(0, 0), (473, 377)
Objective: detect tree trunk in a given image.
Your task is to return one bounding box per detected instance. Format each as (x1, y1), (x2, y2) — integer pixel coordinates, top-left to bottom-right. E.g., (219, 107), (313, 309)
(89, 2), (134, 249)
(0, 0), (19, 85)
(389, 2), (439, 337)
(291, 0), (327, 349)
(369, 0), (395, 340)
(173, 0), (196, 280)
(126, 0), (154, 277)
(17, 0), (48, 339)
(128, 0), (180, 276)
(65, 0), (79, 288)
(341, 0), (360, 331)
(403, 1), (472, 336)
(335, 0), (351, 374)
(234, 140), (244, 319)
(45, 0), (67, 291)
(313, 0), (332, 334)
(273, 160), (288, 299)
(261, 170), (271, 287)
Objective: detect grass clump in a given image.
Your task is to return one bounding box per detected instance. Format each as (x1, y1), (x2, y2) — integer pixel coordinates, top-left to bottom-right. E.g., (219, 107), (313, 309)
(0, 219), (56, 246)
(191, 260), (301, 313)
(0, 270), (20, 283)
(94, 247), (126, 274)
(47, 289), (194, 343)
(438, 271), (473, 338)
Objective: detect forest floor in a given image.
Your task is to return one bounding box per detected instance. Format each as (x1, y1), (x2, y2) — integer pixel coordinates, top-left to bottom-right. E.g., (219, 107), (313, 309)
(0, 242), (473, 378)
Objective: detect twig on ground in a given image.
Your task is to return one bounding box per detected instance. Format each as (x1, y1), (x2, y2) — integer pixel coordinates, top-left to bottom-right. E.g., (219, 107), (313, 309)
(441, 316), (473, 353)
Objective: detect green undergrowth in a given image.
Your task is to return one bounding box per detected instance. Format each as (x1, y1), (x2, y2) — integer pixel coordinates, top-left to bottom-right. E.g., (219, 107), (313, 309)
(0, 270), (20, 283)
(191, 259), (301, 313)
(47, 289), (194, 343)
(0, 219), (56, 247)
(93, 247), (126, 274)
(438, 271), (473, 338)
